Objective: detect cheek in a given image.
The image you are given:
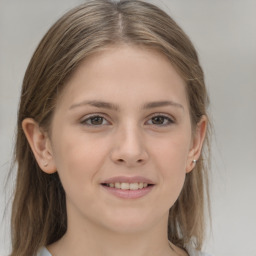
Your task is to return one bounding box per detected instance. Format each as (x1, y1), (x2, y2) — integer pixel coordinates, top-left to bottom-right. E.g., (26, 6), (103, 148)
(51, 132), (109, 190)
(149, 133), (191, 202)
(150, 132), (191, 174)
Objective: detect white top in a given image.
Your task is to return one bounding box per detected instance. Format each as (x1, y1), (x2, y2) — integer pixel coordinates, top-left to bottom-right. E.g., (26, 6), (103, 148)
(36, 247), (52, 256)
(187, 247), (212, 256)
(37, 246), (212, 256)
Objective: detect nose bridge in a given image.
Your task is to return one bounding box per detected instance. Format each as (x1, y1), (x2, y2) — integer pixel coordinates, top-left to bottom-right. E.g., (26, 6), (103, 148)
(111, 121), (148, 166)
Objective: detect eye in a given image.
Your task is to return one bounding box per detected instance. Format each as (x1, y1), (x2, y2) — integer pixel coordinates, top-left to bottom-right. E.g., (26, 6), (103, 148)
(146, 114), (174, 126)
(81, 115), (110, 126)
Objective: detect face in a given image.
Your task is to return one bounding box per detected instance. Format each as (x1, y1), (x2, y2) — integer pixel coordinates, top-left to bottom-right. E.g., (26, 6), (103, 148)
(41, 45), (203, 234)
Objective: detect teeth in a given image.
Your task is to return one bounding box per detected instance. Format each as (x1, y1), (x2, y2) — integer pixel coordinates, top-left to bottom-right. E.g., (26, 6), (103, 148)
(121, 183), (130, 190)
(138, 182), (144, 189)
(115, 182), (121, 189)
(130, 183), (138, 190)
(105, 182), (149, 190)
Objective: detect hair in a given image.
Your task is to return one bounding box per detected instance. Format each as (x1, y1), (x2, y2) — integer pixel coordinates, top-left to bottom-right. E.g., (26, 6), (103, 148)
(10, 0), (211, 255)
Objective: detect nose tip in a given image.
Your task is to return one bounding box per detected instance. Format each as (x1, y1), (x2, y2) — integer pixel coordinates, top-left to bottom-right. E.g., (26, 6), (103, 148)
(110, 130), (149, 167)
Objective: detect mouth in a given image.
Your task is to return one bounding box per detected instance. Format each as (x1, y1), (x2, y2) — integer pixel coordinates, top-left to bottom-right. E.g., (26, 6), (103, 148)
(101, 182), (154, 190)
(100, 176), (155, 199)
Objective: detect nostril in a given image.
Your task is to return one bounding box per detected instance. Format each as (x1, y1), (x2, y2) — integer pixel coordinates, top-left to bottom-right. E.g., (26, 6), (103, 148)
(116, 158), (144, 164)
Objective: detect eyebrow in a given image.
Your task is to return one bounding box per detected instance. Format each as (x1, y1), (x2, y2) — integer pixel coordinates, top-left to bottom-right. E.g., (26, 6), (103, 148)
(69, 100), (184, 111)
(142, 101), (184, 110)
(69, 100), (119, 111)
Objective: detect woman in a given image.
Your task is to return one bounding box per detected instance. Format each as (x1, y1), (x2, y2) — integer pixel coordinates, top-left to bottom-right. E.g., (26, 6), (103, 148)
(11, 1), (211, 255)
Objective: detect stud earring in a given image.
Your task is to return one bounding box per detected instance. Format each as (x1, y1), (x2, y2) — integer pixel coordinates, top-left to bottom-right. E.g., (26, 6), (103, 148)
(192, 159), (197, 164)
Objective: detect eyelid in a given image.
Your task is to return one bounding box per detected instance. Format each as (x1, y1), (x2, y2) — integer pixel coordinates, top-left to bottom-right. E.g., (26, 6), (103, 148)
(80, 113), (111, 126)
(79, 112), (175, 127)
(145, 113), (175, 126)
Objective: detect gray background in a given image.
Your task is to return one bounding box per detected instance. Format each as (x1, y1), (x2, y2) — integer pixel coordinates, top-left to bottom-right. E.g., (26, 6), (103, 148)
(1, 0), (256, 255)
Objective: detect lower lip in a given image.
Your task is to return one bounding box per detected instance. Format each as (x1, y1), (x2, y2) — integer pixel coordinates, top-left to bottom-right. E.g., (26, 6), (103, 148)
(101, 185), (154, 199)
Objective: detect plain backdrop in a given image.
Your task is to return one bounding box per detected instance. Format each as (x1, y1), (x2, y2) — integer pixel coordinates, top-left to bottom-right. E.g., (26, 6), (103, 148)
(1, 0), (256, 255)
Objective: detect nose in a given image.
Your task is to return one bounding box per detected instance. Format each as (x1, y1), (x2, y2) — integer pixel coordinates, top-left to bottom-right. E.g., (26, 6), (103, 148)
(110, 125), (149, 167)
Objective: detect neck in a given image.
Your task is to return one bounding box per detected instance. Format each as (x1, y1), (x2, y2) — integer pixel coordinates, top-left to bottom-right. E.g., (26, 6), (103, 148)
(48, 212), (175, 256)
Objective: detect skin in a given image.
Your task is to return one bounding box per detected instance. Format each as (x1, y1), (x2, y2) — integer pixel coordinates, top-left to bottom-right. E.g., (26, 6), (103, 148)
(23, 44), (206, 256)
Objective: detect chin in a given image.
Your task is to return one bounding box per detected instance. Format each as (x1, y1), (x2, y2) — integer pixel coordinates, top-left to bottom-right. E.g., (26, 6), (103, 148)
(100, 210), (164, 235)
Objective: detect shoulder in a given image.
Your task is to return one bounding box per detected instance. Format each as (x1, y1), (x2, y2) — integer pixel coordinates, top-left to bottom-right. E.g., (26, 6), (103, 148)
(196, 253), (212, 256)
(169, 242), (212, 256)
(35, 245), (213, 256)
(199, 253), (212, 256)
(36, 247), (52, 256)
(186, 247), (212, 256)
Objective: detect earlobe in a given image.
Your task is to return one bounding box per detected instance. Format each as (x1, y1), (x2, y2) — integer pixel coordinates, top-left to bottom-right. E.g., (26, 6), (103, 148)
(186, 116), (207, 173)
(22, 118), (57, 174)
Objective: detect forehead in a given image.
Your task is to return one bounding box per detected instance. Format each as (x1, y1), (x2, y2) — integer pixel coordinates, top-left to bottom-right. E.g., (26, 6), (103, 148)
(77, 44), (184, 81)
(56, 44), (189, 111)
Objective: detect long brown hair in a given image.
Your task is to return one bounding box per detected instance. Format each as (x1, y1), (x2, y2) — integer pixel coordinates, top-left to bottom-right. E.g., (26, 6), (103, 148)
(11, 1), (210, 255)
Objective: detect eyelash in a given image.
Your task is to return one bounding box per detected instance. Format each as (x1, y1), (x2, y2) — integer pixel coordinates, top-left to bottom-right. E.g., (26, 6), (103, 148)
(80, 113), (174, 127)
(80, 114), (110, 126)
(146, 113), (174, 126)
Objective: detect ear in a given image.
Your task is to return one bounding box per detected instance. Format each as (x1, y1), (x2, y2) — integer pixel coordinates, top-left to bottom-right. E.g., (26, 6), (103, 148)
(22, 118), (57, 174)
(186, 115), (207, 173)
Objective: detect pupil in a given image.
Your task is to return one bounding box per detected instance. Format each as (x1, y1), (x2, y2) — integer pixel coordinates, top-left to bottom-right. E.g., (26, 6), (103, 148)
(152, 116), (164, 124)
(91, 117), (103, 125)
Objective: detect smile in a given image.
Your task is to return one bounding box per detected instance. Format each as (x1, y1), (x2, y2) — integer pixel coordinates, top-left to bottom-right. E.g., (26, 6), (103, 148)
(100, 176), (155, 199)
(102, 182), (150, 190)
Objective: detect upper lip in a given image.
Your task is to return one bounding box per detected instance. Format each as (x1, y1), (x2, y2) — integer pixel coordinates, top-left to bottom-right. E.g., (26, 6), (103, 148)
(101, 176), (155, 184)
